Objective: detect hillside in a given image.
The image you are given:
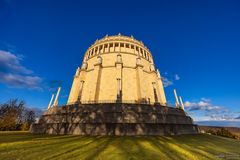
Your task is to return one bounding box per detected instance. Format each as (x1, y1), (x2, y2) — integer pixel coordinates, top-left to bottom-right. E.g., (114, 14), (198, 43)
(0, 132), (240, 160)
(199, 126), (240, 138)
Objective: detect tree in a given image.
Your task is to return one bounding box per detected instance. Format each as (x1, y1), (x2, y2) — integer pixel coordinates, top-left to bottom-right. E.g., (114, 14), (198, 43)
(0, 99), (36, 131)
(21, 109), (36, 131)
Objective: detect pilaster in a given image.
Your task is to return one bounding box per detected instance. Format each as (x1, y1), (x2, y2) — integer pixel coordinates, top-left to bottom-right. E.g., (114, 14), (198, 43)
(67, 67), (87, 104)
(136, 58), (145, 102)
(156, 70), (167, 105)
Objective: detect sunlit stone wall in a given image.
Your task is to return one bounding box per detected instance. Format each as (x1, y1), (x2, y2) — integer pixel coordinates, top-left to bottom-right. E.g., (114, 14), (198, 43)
(67, 34), (166, 104)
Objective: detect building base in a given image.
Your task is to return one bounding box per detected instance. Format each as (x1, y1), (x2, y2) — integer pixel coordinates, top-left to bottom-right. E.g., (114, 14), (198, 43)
(30, 103), (199, 135)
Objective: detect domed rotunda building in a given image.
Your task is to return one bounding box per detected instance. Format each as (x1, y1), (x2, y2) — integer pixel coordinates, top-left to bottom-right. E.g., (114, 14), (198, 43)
(31, 34), (199, 136)
(68, 34), (166, 105)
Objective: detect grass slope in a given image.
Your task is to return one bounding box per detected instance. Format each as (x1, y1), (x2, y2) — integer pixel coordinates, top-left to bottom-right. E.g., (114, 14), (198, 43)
(0, 132), (240, 160)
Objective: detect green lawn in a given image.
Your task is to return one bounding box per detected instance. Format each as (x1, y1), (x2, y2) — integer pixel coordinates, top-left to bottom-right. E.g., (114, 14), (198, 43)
(0, 132), (240, 160)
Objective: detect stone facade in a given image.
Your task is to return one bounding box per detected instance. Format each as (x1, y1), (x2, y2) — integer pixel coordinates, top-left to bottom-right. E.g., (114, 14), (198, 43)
(67, 35), (166, 105)
(31, 35), (199, 135)
(30, 104), (199, 135)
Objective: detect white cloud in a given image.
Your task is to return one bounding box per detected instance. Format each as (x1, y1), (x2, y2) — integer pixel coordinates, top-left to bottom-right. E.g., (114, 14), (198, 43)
(0, 50), (32, 74)
(162, 77), (173, 87)
(201, 98), (211, 102)
(0, 73), (43, 90)
(162, 73), (181, 87)
(184, 99), (222, 111)
(184, 98), (239, 121)
(0, 50), (43, 90)
(175, 74), (180, 80)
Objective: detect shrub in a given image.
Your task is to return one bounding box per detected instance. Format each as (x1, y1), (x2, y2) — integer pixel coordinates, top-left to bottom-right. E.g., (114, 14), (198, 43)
(206, 128), (238, 139)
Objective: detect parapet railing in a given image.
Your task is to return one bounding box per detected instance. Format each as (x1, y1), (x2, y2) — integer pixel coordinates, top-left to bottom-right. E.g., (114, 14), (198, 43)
(45, 101), (187, 116)
(65, 100), (178, 108)
(67, 100), (154, 105)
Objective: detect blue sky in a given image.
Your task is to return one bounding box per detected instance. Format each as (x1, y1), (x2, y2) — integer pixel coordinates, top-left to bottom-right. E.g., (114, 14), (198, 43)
(0, 0), (240, 126)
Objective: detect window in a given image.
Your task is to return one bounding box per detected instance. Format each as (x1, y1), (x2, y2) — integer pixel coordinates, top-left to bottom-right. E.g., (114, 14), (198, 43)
(126, 44), (129, 48)
(131, 45), (134, 49)
(140, 48), (143, 56)
(95, 47), (98, 54)
(109, 43), (114, 52)
(104, 44), (108, 53)
(115, 43), (120, 52)
(88, 51), (91, 58)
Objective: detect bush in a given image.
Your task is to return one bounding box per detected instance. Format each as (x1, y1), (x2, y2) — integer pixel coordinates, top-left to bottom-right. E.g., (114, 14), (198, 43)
(21, 122), (31, 131)
(206, 128), (238, 139)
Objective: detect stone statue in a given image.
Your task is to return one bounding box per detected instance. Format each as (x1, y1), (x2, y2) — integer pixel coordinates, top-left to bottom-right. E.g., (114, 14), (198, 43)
(81, 62), (88, 70)
(97, 56), (102, 64)
(136, 57), (141, 65)
(150, 64), (155, 71)
(117, 54), (122, 63)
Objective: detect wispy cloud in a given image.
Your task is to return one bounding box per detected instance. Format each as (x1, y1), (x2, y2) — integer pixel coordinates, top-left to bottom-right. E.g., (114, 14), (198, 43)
(0, 50), (32, 74)
(162, 77), (173, 87)
(174, 74), (180, 80)
(0, 50), (43, 90)
(184, 98), (240, 121)
(235, 116), (240, 119)
(162, 73), (180, 87)
(184, 99), (222, 111)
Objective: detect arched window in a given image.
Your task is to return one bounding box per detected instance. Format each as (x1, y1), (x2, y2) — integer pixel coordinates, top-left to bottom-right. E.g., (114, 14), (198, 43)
(91, 49), (94, 56)
(99, 45), (103, 54)
(109, 43), (114, 52)
(140, 48), (143, 57)
(88, 50), (91, 58)
(115, 43), (119, 52)
(95, 47), (98, 55)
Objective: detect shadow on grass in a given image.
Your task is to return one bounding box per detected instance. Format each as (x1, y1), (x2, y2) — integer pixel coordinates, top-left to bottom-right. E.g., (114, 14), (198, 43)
(1, 132), (240, 160)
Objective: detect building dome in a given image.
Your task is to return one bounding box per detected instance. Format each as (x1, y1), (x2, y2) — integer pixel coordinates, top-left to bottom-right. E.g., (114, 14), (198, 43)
(67, 34), (166, 104)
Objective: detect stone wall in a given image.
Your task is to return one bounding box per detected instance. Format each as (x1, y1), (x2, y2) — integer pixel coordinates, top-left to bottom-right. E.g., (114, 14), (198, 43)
(67, 35), (166, 105)
(30, 104), (199, 135)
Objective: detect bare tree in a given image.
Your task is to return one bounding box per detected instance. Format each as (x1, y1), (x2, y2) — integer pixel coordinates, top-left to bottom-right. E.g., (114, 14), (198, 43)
(0, 99), (36, 131)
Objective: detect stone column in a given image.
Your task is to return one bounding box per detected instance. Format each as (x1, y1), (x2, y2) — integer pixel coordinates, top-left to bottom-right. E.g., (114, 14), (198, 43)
(47, 94), (54, 109)
(113, 43), (115, 52)
(134, 45), (136, 55)
(174, 89), (180, 108)
(53, 87), (61, 106)
(95, 46), (99, 55)
(107, 43), (110, 53)
(116, 54), (123, 102)
(179, 96), (185, 110)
